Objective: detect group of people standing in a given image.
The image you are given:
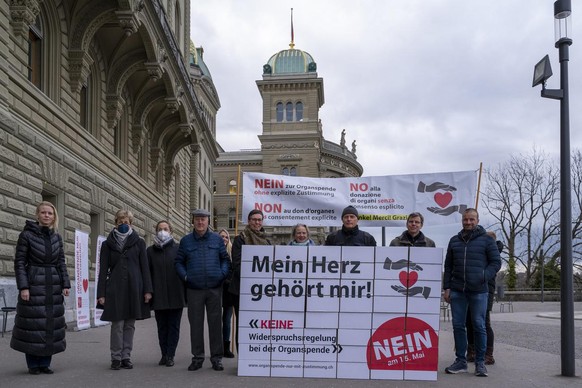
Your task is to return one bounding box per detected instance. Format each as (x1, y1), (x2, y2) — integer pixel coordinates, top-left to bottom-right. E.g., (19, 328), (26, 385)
(9, 202), (501, 379)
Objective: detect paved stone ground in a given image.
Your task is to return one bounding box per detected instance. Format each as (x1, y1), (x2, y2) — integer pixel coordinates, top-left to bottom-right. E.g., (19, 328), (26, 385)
(440, 301), (582, 359)
(0, 301), (580, 388)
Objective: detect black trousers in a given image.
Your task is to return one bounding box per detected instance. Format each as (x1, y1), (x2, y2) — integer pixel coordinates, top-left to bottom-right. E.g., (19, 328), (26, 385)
(154, 308), (183, 358)
(25, 354), (51, 368)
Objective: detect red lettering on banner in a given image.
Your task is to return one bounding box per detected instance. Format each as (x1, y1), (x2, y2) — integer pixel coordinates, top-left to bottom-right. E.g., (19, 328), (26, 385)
(349, 183), (369, 191)
(255, 203), (282, 213)
(260, 320), (294, 329)
(255, 179), (284, 189)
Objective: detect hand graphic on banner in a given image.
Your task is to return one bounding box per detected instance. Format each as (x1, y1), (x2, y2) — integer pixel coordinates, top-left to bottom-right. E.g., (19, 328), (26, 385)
(391, 285), (431, 299)
(426, 204), (467, 216)
(383, 257), (423, 271)
(417, 181), (457, 193)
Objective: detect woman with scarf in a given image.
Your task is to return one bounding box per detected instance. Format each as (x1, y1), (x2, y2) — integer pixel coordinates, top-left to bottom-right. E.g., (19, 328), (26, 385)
(147, 220), (185, 367)
(218, 229), (235, 358)
(288, 224), (316, 246)
(97, 209), (153, 370)
(11, 201), (71, 375)
(229, 210), (271, 351)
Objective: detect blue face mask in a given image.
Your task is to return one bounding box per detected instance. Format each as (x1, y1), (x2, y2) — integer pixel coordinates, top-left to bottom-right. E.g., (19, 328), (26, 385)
(117, 223), (130, 233)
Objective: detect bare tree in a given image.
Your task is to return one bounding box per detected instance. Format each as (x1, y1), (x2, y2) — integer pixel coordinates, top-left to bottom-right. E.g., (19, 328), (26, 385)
(481, 149), (560, 287)
(566, 150), (582, 273)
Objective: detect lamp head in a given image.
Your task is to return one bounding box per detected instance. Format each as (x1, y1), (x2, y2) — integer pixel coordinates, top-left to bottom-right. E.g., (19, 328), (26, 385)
(532, 55), (553, 88)
(554, 0), (571, 19)
(554, 0), (572, 41)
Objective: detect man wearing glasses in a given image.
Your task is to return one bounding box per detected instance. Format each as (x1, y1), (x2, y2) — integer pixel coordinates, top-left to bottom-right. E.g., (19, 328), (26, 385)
(229, 209), (272, 351)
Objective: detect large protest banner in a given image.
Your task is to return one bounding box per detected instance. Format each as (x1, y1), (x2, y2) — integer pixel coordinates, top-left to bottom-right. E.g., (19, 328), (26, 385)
(74, 230), (90, 330)
(238, 245), (443, 381)
(93, 235), (108, 327)
(243, 171), (477, 227)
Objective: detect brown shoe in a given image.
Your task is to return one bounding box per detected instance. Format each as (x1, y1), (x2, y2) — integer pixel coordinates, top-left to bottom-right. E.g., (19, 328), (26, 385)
(485, 347), (495, 365)
(485, 354), (495, 365)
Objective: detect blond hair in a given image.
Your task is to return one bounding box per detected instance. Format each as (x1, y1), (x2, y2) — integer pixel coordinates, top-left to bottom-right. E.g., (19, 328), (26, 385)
(36, 201), (58, 229)
(114, 209), (134, 224)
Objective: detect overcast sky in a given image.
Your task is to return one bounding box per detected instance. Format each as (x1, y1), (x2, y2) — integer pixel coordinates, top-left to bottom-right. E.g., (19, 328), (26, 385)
(190, 1), (581, 246)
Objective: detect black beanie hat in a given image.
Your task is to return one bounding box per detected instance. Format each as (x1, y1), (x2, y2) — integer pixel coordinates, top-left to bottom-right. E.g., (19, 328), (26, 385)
(342, 206), (358, 218)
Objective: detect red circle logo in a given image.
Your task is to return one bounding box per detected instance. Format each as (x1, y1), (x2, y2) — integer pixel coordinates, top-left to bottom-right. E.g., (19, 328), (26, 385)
(367, 317), (438, 371)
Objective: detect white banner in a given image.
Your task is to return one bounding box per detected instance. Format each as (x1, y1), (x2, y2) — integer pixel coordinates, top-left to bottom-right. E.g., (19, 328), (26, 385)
(238, 245), (443, 381)
(242, 171), (477, 227)
(74, 230), (90, 331)
(93, 235), (108, 327)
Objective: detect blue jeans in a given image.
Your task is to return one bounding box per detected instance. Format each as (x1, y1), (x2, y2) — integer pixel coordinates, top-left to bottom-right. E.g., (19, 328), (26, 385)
(450, 290), (488, 363)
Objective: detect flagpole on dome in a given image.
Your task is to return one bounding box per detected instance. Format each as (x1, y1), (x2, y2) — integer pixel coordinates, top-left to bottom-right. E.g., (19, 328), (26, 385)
(289, 8), (295, 49)
(235, 165), (241, 235)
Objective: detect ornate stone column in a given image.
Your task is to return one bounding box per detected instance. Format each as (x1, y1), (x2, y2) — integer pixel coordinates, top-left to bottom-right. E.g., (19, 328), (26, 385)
(189, 144), (200, 211)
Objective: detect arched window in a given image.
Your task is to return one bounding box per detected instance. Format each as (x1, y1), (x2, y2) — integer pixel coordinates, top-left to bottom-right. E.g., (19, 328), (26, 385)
(285, 102), (293, 122)
(295, 102), (303, 122)
(228, 209), (236, 229)
(282, 166), (297, 176)
(138, 136), (148, 179)
(276, 102), (284, 122)
(28, 16), (43, 90)
(80, 82), (89, 129)
(229, 179), (237, 195)
(174, 165), (181, 208)
(114, 92), (130, 162)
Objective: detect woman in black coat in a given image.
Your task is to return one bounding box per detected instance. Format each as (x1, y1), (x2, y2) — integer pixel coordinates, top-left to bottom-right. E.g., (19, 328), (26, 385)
(147, 220), (185, 367)
(97, 210), (153, 370)
(10, 201), (71, 375)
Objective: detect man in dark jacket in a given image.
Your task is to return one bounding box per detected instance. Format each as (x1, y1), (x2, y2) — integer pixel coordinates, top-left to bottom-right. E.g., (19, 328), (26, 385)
(443, 208), (501, 377)
(175, 209), (231, 372)
(389, 212), (436, 247)
(228, 209), (271, 352)
(325, 206), (376, 246)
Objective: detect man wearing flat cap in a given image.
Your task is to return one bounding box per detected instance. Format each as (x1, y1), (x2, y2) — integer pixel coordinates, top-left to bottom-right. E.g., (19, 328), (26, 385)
(325, 205), (377, 246)
(175, 209), (231, 372)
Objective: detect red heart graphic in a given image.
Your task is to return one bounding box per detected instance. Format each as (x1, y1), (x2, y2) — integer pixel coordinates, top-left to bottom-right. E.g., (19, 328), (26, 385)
(83, 279), (89, 293)
(408, 271), (418, 287)
(434, 192), (453, 208)
(399, 271), (419, 288)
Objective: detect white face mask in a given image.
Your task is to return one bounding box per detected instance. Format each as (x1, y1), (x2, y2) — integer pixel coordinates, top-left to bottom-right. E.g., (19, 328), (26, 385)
(157, 230), (171, 241)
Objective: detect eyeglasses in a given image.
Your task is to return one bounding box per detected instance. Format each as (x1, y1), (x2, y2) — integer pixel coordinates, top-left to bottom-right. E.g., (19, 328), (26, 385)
(249, 218), (263, 222)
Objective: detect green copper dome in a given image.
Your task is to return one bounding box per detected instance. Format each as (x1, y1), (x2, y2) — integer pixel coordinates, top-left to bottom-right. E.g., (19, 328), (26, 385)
(264, 48), (317, 75)
(189, 40), (212, 79)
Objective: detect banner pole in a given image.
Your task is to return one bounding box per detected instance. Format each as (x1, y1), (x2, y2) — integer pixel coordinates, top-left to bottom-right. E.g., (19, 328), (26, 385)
(475, 162), (483, 209)
(235, 165), (241, 235)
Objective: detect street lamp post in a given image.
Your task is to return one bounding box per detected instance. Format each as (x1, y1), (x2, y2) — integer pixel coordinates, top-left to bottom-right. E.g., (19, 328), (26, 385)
(532, 0), (575, 378)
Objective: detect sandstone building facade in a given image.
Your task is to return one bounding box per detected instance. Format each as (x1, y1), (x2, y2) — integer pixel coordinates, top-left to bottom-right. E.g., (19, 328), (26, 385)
(0, 0), (219, 324)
